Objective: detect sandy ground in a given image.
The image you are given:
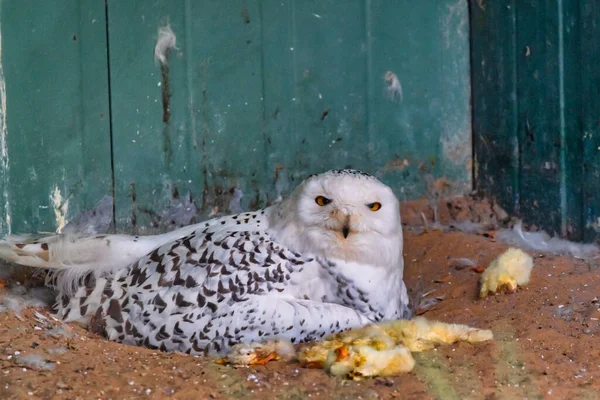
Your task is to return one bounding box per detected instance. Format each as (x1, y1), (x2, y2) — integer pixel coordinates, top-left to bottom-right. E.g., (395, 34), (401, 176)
(1, 225), (600, 399)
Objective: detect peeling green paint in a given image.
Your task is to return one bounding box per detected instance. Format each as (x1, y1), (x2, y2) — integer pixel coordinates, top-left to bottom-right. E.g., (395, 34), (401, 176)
(0, 0), (472, 234)
(470, 0), (599, 240)
(0, 0), (113, 235)
(107, 0), (472, 233)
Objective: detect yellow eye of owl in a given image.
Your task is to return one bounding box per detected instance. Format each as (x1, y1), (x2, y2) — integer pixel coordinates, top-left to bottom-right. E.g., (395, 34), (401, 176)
(315, 196), (331, 206)
(367, 202), (381, 211)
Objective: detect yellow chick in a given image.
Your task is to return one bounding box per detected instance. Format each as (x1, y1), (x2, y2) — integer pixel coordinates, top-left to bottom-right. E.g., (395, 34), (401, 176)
(299, 317), (492, 379)
(298, 323), (404, 372)
(479, 247), (534, 298)
(381, 317), (494, 352)
(324, 344), (415, 379)
(221, 317), (493, 380)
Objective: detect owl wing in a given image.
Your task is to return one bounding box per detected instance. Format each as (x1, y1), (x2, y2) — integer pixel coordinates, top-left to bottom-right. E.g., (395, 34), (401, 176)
(57, 221), (365, 354)
(0, 209), (272, 293)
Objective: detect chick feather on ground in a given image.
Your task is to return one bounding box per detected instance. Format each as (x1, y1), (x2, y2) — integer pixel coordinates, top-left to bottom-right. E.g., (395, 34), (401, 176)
(480, 247), (534, 298)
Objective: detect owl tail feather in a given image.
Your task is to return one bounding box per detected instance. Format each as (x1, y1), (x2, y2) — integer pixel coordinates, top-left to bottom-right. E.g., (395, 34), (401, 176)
(0, 226), (201, 295)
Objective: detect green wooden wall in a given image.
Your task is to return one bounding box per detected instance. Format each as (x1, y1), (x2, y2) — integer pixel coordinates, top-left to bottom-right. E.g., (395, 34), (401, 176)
(0, 1), (112, 235)
(0, 0), (472, 235)
(470, 0), (597, 241)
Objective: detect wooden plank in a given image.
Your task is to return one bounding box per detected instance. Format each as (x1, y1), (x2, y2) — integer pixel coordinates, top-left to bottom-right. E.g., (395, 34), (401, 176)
(107, 0), (266, 233)
(560, 0), (583, 240)
(260, 0), (296, 201)
(471, 0), (583, 239)
(581, 0), (600, 241)
(470, 0), (519, 214)
(108, 0), (473, 232)
(515, 0), (581, 238)
(192, 1), (266, 215)
(107, 1), (194, 233)
(263, 0), (473, 202)
(262, 0), (371, 198)
(0, 0), (112, 234)
(368, 0), (472, 202)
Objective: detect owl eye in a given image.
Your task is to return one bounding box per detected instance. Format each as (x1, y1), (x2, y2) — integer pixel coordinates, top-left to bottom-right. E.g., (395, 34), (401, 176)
(315, 196), (331, 206)
(367, 202), (381, 211)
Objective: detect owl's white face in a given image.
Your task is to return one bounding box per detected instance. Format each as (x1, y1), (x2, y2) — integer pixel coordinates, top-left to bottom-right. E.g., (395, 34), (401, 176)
(270, 170), (403, 269)
(297, 171), (401, 239)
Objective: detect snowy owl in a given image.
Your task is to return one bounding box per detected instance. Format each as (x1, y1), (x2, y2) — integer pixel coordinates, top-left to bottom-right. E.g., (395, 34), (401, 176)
(0, 169), (410, 355)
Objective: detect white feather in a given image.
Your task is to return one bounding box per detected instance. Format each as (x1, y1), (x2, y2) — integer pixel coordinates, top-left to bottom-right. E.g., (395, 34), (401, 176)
(154, 25), (177, 65)
(0, 217), (244, 295)
(496, 221), (600, 260)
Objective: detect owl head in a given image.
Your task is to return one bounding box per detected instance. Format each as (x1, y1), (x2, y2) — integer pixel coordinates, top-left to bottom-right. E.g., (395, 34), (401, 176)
(269, 169), (403, 270)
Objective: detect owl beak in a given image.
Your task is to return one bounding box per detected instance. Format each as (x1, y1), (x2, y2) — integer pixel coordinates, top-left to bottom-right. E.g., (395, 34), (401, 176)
(342, 224), (350, 238)
(332, 209), (352, 238)
(342, 215), (351, 238)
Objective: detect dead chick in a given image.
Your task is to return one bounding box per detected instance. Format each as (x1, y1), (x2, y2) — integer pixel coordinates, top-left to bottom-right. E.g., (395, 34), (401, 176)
(480, 247), (533, 298)
(219, 317), (492, 379)
(383, 317), (494, 352)
(298, 317), (492, 379)
(299, 323), (415, 379)
(324, 344), (414, 379)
